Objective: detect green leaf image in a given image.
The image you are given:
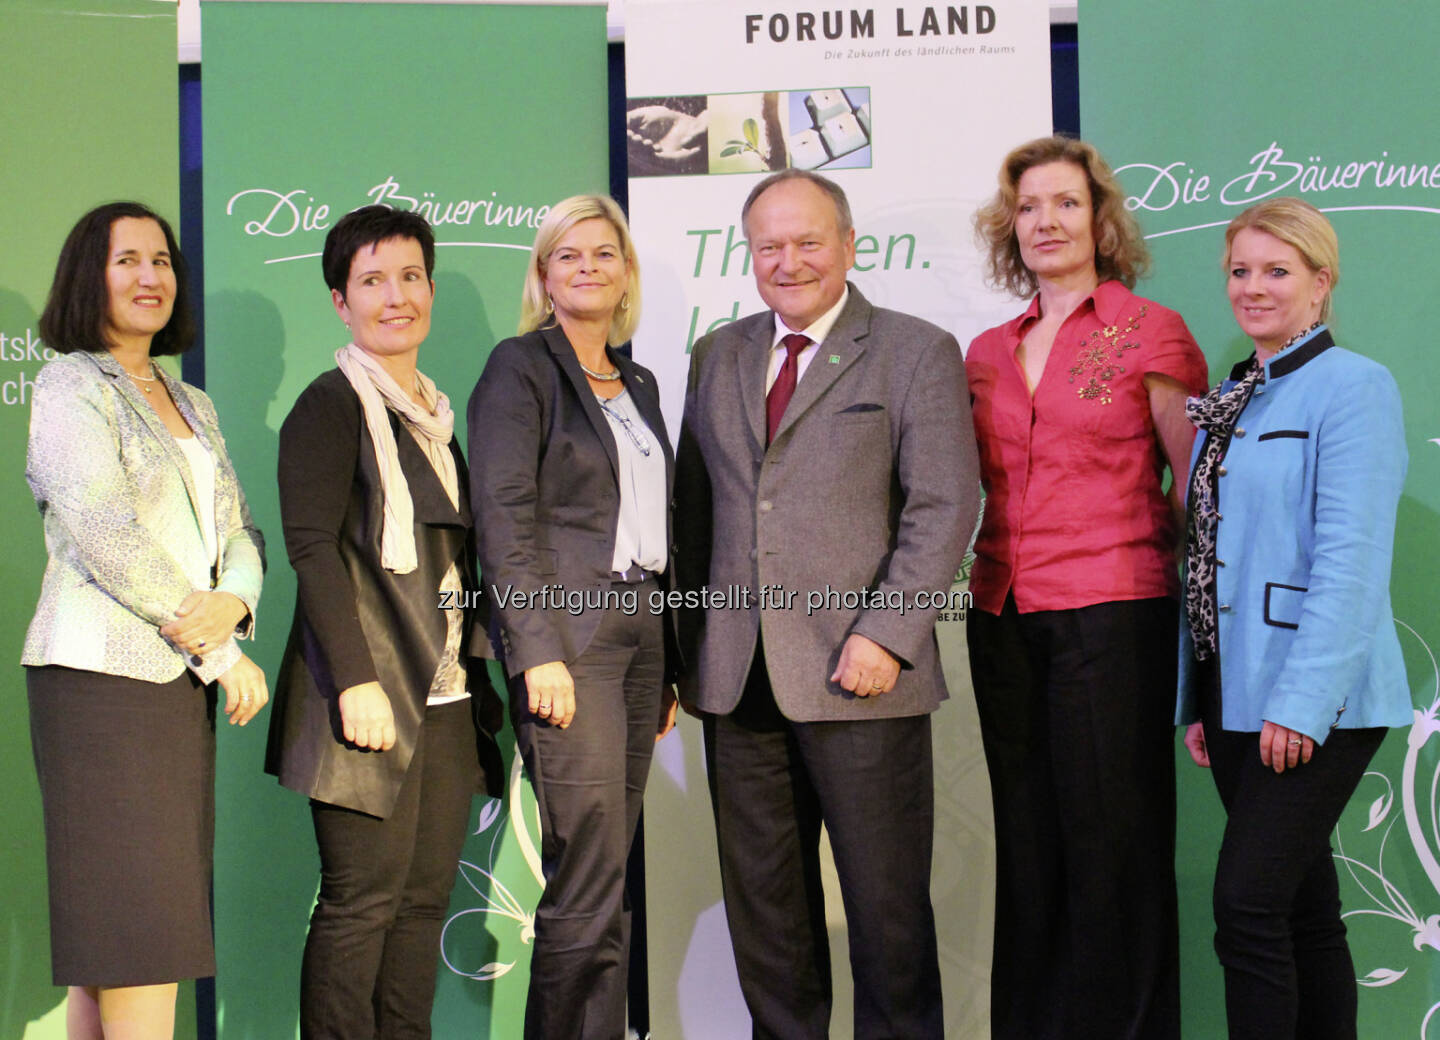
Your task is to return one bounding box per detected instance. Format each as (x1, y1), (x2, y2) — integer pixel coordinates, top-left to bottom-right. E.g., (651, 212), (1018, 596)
(720, 144), (743, 157)
(743, 117), (759, 149)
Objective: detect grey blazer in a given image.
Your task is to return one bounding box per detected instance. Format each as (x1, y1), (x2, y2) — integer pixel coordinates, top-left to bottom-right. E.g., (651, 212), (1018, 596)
(674, 285), (980, 721)
(23, 351), (264, 684)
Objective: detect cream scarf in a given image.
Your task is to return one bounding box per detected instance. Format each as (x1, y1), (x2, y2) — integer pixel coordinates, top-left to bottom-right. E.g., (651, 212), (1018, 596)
(335, 343), (456, 573)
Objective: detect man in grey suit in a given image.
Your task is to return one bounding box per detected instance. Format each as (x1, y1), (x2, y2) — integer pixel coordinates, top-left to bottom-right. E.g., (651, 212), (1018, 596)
(674, 169), (980, 1038)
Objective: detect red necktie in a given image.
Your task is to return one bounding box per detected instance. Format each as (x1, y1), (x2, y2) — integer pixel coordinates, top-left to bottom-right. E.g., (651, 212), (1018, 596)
(766, 333), (810, 444)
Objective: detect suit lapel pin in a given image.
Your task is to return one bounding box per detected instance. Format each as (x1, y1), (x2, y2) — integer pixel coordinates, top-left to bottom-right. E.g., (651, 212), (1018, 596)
(828, 354), (840, 364)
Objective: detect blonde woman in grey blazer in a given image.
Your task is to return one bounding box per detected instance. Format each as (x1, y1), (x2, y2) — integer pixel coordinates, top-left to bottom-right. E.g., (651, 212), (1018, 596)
(23, 202), (265, 1039)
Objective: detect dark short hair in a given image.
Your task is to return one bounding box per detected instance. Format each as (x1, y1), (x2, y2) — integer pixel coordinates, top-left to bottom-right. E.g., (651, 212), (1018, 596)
(322, 206), (436, 297)
(38, 201), (196, 356)
(741, 168), (854, 238)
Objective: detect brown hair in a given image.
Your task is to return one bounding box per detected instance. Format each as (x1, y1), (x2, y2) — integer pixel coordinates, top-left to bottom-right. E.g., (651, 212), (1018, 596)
(974, 135), (1149, 298)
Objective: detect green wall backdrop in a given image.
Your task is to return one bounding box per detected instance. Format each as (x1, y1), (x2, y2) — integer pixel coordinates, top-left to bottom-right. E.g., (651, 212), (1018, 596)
(0, 2), (187, 1037)
(199, 2), (608, 1035)
(1082, 3), (1440, 1035)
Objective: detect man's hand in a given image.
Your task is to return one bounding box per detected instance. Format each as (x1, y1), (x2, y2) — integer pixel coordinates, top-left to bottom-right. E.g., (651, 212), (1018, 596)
(830, 633), (900, 697)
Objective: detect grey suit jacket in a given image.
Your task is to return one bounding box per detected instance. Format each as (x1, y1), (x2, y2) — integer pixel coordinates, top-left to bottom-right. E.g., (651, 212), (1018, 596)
(674, 284), (980, 721)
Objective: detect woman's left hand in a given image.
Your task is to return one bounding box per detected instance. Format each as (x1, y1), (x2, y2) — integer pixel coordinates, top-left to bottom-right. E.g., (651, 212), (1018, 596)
(160, 590), (248, 656)
(1259, 720), (1314, 773)
(657, 685), (679, 741)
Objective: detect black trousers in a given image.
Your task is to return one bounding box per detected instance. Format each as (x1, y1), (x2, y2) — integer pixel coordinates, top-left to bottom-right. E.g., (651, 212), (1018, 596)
(1198, 658), (1386, 1040)
(968, 596), (1181, 1040)
(511, 587), (665, 1040)
(300, 698), (478, 1040)
(703, 644), (943, 1040)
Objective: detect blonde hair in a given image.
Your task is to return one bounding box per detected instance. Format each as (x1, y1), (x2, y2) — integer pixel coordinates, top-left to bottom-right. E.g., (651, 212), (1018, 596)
(518, 195), (641, 345)
(1223, 197), (1339, 323)
(974, 135), (1149, 299)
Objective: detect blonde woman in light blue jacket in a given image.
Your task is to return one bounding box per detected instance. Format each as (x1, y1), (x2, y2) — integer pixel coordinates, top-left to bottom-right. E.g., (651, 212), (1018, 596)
(1178, 197), (1409, 1040)
(23, 202), (265, 1040)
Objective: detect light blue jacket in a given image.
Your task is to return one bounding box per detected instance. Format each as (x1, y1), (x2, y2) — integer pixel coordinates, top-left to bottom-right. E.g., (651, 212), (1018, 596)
(1176, 329), (1411, 742)
(23, 351), (264, 684)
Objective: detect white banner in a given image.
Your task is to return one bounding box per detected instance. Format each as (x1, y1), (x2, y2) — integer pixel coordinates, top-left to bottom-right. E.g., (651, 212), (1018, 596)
(627, 2), (1052, 1035)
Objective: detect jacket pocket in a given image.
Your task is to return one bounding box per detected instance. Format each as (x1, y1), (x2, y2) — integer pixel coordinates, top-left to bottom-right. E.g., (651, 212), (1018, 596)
(1263, 582), (1307, 629)
(1257, 429), (1309, 442)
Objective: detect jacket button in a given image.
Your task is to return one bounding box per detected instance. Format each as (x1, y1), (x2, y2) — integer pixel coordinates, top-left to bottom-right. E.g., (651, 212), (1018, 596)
(750, 548), (758, 560)
(1234, 427), (1246, 438)
(1217, 559), (1226, 567)
(758, 500), (773, 513)
(1217, 465), (1227, 477)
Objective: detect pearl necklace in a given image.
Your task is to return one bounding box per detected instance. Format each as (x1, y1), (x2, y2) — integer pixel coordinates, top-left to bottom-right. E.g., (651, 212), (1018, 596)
(126, 363), (160, 394)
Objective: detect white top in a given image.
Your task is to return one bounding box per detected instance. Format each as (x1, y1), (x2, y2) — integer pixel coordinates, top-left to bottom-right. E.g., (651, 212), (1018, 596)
(174, 433), (218, 572)
(597, 387), (668, 574)
(765, 286), (850, 392)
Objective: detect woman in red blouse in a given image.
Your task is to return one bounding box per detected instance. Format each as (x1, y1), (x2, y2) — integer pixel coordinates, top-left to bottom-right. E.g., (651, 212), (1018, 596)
(966, 136), (1207, 1040)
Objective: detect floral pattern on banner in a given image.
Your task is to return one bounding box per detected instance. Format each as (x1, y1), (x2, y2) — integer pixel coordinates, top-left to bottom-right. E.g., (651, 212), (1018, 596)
(1333, 605), (1440, 1035)
(440, 754), (543, 982)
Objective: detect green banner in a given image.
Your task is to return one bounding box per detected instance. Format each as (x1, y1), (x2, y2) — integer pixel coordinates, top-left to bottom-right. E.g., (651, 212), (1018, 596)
(200, 2), (608, 1035)
(1083, 4), (1440, 1035)
(0, 2), (181, 1037)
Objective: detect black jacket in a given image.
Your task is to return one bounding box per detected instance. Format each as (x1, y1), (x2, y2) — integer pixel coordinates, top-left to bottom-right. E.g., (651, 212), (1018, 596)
(266, 368), (503, 818)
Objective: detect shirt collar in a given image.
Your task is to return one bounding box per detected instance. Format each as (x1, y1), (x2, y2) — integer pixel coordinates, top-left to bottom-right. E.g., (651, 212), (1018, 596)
(1010, 279), (1125, 341)
(772, 285), (850, 349)
(1227, 325), (1335, 382)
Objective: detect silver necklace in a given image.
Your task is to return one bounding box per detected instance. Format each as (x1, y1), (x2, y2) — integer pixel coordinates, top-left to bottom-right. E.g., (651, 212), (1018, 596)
(578, 359), (621, 381)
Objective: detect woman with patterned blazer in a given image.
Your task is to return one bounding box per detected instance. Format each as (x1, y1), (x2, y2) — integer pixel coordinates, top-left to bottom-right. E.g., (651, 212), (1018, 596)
(24, 201), (267, 1039)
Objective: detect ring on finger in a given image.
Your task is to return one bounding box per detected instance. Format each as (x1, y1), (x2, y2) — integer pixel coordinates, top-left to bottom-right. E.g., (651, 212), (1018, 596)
(1287, 737), (1303, 746)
